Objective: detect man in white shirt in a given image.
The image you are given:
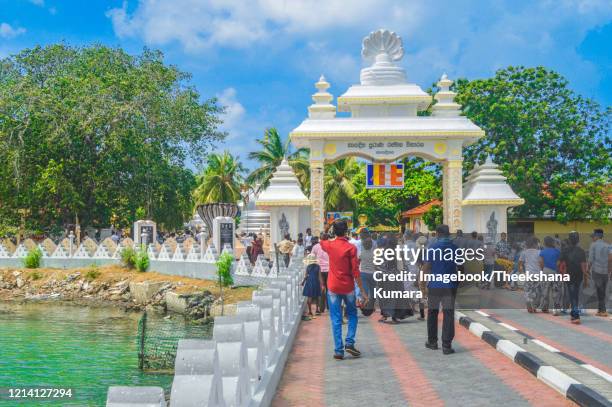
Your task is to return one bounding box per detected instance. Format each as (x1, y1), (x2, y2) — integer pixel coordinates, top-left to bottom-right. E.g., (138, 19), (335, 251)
(304, 228), (313, 248)
(349, 231), (361, 257)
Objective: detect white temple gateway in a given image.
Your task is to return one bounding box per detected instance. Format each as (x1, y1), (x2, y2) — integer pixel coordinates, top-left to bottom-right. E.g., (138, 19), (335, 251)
(289, 29), (523, 237)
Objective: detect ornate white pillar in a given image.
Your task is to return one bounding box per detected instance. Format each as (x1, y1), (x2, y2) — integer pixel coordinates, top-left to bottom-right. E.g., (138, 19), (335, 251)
(443, 160), (463, 232)
(442, 161), (449, 225)
(309, 160), (325, 236)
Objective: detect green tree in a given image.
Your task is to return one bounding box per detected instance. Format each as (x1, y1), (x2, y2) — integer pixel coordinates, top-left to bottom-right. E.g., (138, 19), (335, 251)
(455, 66), (611, 223)
(324, 157), (361, 212)
(423, 205), (443, 231)
(193, 151), (245, 204)
(0, 44), (224, 232)
(247, 128), (310, 194)
(353, 158), (442, 226)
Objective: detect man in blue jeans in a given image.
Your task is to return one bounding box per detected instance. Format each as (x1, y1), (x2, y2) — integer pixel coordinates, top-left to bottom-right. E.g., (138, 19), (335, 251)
(320, 219), (368, 360)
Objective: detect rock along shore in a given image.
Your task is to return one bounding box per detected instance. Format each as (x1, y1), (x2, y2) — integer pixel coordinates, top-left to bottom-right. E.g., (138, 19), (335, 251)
(0, 265), (255, 320)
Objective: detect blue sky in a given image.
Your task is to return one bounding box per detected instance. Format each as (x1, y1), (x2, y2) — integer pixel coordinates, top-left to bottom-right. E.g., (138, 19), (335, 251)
(1, 0), (611, 169)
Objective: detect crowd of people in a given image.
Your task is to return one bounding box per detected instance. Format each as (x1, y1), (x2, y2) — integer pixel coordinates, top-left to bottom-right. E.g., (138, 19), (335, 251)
(517, 229), (611, 324)
(274, 221), (611, 361)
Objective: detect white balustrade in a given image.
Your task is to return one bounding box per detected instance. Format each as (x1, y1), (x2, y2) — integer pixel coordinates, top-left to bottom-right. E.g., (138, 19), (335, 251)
(106, 259), (306, 407)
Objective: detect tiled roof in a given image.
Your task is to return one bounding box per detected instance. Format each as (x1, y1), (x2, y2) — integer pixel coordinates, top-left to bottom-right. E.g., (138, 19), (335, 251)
(401, 199), (442, 217)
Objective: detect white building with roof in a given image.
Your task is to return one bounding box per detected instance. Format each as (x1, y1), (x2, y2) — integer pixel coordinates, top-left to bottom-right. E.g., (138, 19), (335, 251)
(462, 156), (524, 239)
(255, 159), (311, 246)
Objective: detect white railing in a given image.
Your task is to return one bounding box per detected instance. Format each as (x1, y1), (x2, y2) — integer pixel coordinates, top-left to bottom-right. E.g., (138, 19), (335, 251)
(0, 237), (224, 263)
(106, 256), (306, 407)
(0, 238), (285, 281)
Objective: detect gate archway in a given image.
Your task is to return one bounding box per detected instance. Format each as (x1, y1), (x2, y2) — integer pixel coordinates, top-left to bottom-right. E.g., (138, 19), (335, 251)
(289, 29), (485, 235)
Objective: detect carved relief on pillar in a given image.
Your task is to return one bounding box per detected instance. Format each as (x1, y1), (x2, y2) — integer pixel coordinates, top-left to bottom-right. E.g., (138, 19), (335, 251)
(447, 160), (463, 232)
(310, 160), (325, 236)
(442, 162), (449, 225)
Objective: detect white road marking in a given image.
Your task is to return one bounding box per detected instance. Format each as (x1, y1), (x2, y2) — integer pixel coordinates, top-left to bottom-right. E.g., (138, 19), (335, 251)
(498, 322), (518, 331)
(531, 339), (560, 353)
(582, 365), (612, 383)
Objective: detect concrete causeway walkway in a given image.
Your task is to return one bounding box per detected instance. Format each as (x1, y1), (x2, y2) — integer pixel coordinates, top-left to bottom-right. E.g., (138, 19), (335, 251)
(274, 310), (575, 406)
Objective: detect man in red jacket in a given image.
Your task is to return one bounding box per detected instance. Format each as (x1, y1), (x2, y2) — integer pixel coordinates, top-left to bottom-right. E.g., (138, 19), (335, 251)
(320, 219), (368, 360)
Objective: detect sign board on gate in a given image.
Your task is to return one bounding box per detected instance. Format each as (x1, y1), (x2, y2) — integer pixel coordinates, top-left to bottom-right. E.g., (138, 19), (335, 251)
(366, 163), (404, 189)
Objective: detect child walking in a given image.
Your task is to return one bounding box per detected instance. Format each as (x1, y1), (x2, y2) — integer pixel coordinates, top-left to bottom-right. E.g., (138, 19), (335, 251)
(302, 254), (324, 320)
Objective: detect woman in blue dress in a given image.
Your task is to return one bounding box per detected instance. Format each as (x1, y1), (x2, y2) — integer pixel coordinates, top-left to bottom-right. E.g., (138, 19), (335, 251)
(302, 254), (324, 320)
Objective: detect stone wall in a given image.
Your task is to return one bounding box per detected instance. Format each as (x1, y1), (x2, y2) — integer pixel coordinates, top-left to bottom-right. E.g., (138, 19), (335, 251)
(106, 255), (306, 407)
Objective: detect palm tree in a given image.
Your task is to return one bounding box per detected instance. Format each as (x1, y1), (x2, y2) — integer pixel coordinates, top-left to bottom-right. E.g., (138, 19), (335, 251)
(247, 128), (310, 194)
(324, 157), (360, 211)
(193, 151), (245, 204)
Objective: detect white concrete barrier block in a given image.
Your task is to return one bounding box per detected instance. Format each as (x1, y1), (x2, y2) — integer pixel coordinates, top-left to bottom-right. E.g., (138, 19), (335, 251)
(496, 339), (524, 360)
(251, 294), (277, 364)
(170, 340), (224, 407)
(214, 316), (247, 344)
(106, 386), (166, 407)
(267, 282), (290, 335)
(236, 304), (264, 388)
(537, 366), (580, 395)
(170, 376), (223, 407)
(257, 288), (283, 339)
(213, 316), (251, 406)
(174, 340), (219, 375)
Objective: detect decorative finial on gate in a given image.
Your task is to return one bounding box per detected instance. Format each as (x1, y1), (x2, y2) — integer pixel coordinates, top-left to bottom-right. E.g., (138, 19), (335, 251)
(360, 29), (407, 86)
(308, 75), (336, 119)
(432, 73), (461, 117)
(361, 29), (404, 62)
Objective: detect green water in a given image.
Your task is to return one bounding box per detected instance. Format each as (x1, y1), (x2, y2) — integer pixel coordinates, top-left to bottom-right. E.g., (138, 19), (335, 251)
(0, 302), (174, 406)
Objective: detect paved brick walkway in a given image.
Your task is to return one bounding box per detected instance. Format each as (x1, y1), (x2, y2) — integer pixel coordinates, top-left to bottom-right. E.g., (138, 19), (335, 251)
(274, 304), (574, 406)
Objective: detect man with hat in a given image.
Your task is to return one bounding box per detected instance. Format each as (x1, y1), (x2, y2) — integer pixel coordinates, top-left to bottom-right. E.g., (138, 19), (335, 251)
(588, 229), (611, 316)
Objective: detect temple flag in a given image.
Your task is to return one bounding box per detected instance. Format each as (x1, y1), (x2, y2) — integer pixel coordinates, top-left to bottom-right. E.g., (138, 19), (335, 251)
(366, 163), (404, 189)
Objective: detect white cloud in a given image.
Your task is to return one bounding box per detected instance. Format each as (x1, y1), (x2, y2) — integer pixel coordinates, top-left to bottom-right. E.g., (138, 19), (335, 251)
(0, 23), (26, 39)
(106, 1), (611, 92)
(296, 41), (360, 86)
(216, 87), (246, 138)
(106, 0), (612, 144)
(106, 0), (422, 51)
